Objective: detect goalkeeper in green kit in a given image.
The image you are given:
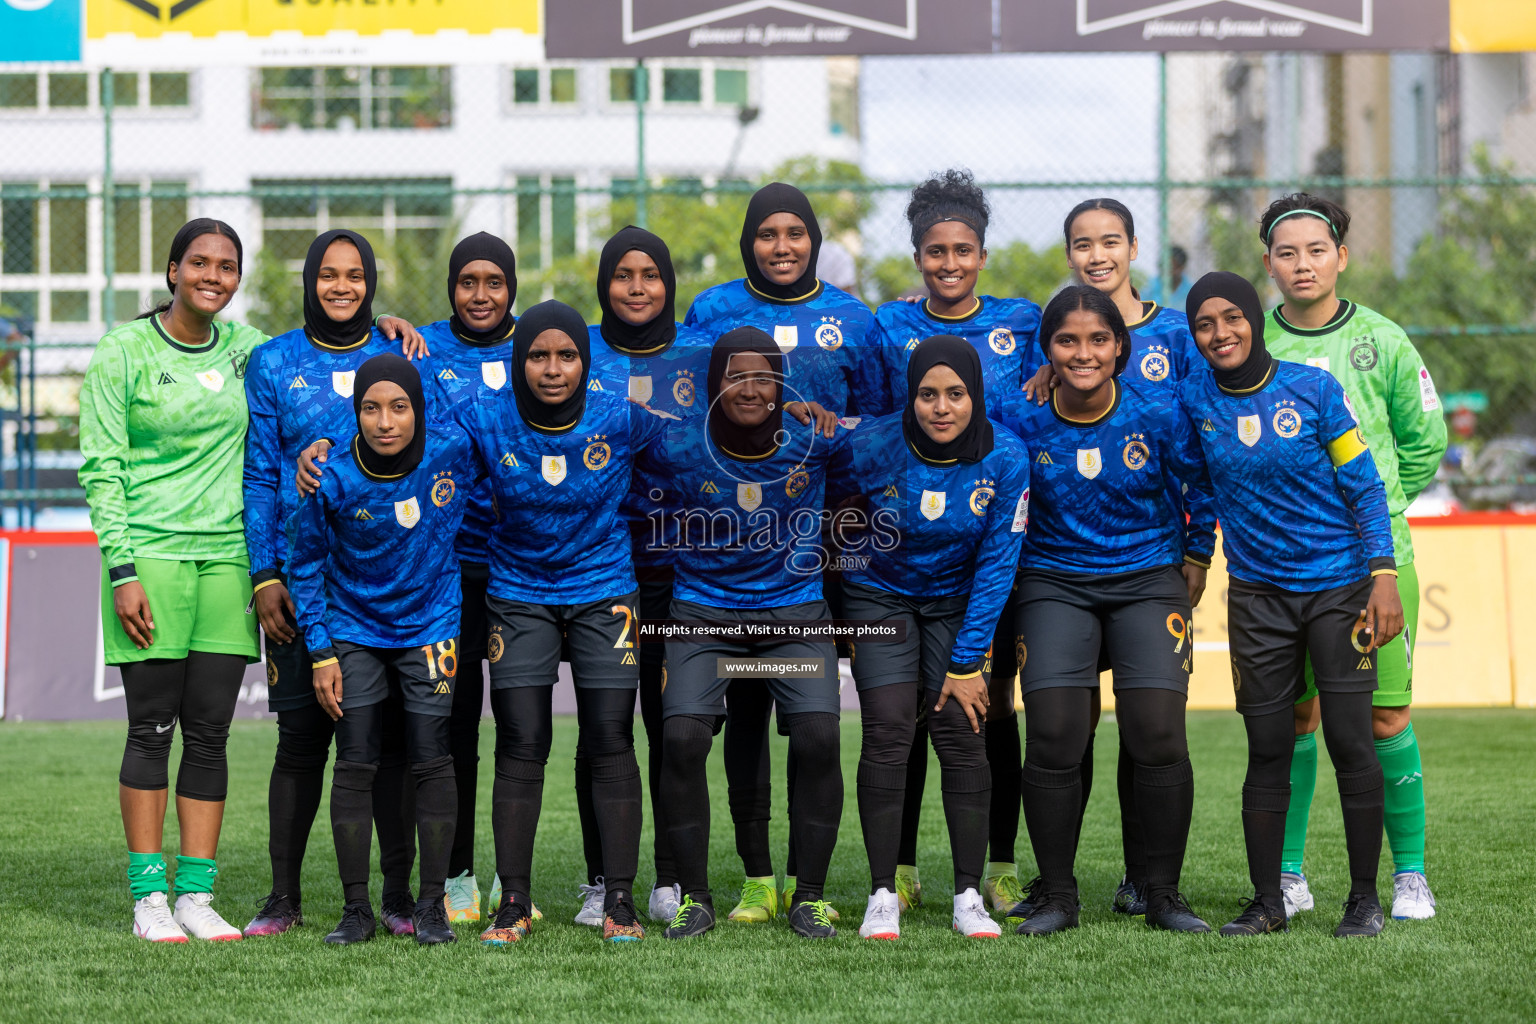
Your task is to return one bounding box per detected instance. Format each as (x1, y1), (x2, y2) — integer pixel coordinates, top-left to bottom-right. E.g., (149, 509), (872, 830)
(1259, 194), (1447, 921)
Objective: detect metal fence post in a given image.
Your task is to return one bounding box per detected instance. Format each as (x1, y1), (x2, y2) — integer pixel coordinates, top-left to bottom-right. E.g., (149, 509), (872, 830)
(1157, 52), (1170, 307)
(635, 58), (648, 230)
(102, 68), (115, 330)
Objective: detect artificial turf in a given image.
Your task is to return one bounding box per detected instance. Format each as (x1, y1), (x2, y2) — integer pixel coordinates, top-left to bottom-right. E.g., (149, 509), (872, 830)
(0, 709), (1530, 1023)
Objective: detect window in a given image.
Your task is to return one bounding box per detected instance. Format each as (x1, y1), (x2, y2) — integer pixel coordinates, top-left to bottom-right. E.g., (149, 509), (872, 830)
(253, 67), (451, 130)
(662, 68), (701, 103)
(514, 173), (580, 270)
(109, 71), (139, 106)
(0, 74), (36, 108)
(48, 73), (88, 109)
(512, 68), (539, 104)
(148, 72), (189, 107)
(255, 178), (453, 264)
(609, 66), (641, 103)
(0, 70), (190, 112)
(714, 68), (748, 106)
(549, 68), (577, 104)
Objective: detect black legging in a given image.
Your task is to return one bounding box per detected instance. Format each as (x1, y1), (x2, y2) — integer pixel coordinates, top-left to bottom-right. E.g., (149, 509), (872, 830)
(446, 564), (489, 878)
(859, 682), (989, 894)
(1240, 691), (1381, 905)
(120, 652), (245, 800)
(1021, 687), (1192, 905)
(722, 680), (777, 878)
(332, 702), (450, 905)
(491, 685), (641, 909)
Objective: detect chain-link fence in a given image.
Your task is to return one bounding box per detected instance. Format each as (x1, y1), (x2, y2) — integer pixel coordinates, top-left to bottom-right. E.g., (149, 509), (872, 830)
(2, 50), (1535, 521)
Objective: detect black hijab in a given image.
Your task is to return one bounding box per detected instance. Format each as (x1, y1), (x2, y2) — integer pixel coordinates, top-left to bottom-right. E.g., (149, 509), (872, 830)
(739, 183), (822, 303)
(303, 229), (377, 350)
(904, 335), (995, 465)
(597, 225), (677, 355)
(512, 299), (590, 434)
(447, 232), (516, 345)
(1185, 271), (1274, 393)
(707, 327), (784, 460)
(351, 353), (426, 480)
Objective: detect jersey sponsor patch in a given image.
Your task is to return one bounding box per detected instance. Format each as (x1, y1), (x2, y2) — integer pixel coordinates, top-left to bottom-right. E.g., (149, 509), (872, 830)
(1238, 414), (1262, 447)
(541, 454), (567, 486)
(481, 362), (507, 390)
(1076, 447), (1102, 480)
(920, 489), (946, 520)
(332, 371), (355, 398)
(1306, 356), (1331, 372)
(1011, 486), (1029, 533)
(195, 369), (225, 392)
(737, 481), (763, 511)
(1418, 367), (1440, 411)
(394, 496), (421, 529)
(837, 416), (862, 429)
(1342, 391), (1360, 424)
(628, 375), (653, 403)
(772, 325), (798, 352)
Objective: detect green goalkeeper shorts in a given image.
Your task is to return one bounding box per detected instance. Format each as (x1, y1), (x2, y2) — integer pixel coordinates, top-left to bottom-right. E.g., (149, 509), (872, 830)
(1299, 561), (1418, 709)
(100, 556), (259, 665)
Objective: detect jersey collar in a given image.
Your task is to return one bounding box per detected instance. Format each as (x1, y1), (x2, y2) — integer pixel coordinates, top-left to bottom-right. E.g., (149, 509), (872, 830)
(152, 314), (220, 354)
(1049, 379), (1121, 427)
(922, 296), (983, 324)
(1272, 300), (1355, 337)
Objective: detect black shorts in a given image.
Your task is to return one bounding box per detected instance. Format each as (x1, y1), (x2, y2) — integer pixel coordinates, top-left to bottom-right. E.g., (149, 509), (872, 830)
(266, 610), (315, 714)
(637, 564), (674, 680)
(841, 580), (975, 693)
(459, 561), (490, 667)
(336, 639), (458, 717)
(486, 592), (640, 691)
(1227, 576), (1377, 716)
(663, 599), (839, 719)
(1015, 564), (1192, 697)
(988, 575), (1022, 682)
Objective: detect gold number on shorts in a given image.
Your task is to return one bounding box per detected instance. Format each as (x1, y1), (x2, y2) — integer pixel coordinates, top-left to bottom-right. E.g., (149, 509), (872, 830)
(420, 640), (458, 679)
(611, 604), (634, 649)
(1166, 613), (1188, 654)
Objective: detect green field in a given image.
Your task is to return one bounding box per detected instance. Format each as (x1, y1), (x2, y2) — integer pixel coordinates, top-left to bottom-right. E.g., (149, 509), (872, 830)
(1, 710), (1531, 1023)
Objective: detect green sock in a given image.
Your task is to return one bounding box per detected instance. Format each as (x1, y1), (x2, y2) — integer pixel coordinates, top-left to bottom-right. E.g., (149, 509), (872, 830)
(174, 855), (218, 896)
(1281, 733), (1318, 875)
(127, 851), (169, 900)
(1376, 723), (1426, 874)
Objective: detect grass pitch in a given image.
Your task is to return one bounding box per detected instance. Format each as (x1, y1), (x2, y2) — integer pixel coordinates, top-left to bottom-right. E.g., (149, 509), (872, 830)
(0, 709), (1531, 1023)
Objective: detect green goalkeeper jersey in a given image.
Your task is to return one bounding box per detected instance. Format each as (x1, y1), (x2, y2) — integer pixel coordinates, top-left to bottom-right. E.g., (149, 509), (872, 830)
(79, 314), (268, 574)
(1265, 300), (1448, 565)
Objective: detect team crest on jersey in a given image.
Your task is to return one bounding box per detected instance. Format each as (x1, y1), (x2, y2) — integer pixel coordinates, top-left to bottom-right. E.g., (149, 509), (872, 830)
(1076, 448), (1102, 480)
(332, 371), (355, 398)
(628, 375), (653, 403)
(431, 473), (456, 508)
(354, 508), (374, 520)
(195, 369), (225, 392)
(737, 482), (763, 511)
(289, 376), (310, 389)
(394, 496), (421, 529)
(1238, 415), (1262, 447)
(988, 328), (1015, 356)
(1349, 341), (1379, 372)
(968, 480), (995, 516)
(1015, 641), (1028, 671)
(815, 317), (843, 351)
(672, 371), (696, 407)
(266, 659), (278, 687)
(785, 470), (810, 499)
(1122, 435), (1150, 471)
(1139, 347), (1170, 382)
(488, 629), (505, 663)
(1272, 402), (1302, 439)
(920, 490), (946, 520)
(1011, 487), (1030, 533)
(773, 325), (798, 352)
(583, 437), (612, 472)
(481, 362), (507, 390)
(231, 352), (249, 379)
(542, 454), (567, 486)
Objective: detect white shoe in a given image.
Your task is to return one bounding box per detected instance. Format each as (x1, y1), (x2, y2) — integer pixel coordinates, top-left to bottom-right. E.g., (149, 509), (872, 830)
(574, 877), (607, 927)
(172, 892), (242, 941)
(859, 888), (901, 940)
(133, 891), (188, 943)
(952, 888), (1001, 938)
(1391, 871), (1437, 920)
(648, 883), (682, 923)
(1281, 872), (1314, 919)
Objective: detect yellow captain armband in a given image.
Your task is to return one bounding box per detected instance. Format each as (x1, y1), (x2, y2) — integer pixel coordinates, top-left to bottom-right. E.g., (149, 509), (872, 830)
(311, 657), (339, 669)
(252, 579), (282, 594)
(1327, 427), (1369, 467)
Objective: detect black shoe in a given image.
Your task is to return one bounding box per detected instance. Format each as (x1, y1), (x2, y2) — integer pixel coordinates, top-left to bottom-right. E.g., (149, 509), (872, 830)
(1112, 875), (1147, 916)
(413, 897), (458, 945)
(663, 896), (715, 939)
(787, 900), (838, 939)
(380, 889), (416, 937)
(1014, 890), (1079, 936)
(244, 891), (303, 937)
(323, 901), (376, 945)
(1334, 892), (1385, 938)
(602, 891), (645, 943)
(1219, 895), (1288, 936)
(1002, 876), (1043, 928)
(1145, 891), (1211, 933)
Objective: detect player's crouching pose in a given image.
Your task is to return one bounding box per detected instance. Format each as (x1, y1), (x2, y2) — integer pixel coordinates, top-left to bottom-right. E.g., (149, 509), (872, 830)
(637, 327), (851, 940)
(826, 336), (1030, 940)
(992, 286), (1216, 937)
(1179, 273), (1401, 938)
(286, 354), (481, 946)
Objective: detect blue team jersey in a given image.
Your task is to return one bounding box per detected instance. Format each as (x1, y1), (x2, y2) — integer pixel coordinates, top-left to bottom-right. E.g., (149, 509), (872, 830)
(461, 389), (669, 605)
(588, 324), (713, 569)
(1122, 302), (1201, 388)
(242, 326), (404, 578)
(992, 380), (1216, 576)
(684, 278), (887, 416)
(287, 428), (480, 652)
(637, 416), (856, 609)
(826, 415), (1030, 669)
(1178, 361), (1394, 592)
(874, 296), (1042, 408)
(415, 319), (517, 565)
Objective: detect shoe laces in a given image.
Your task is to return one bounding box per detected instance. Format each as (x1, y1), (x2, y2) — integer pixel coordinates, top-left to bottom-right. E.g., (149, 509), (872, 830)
(1397, 873), (1431, 902)
(802, 900), (835, 929)
(256, 891), (295, 917)
(141, 891), (178, 926)
(579, 879), (606, 904)
(494, 899), (531, 929)
(1155, 891), (1196, 916)
(607, 896), (638, 928)
(383, 890), (414, 916)
(1341, 892), (1376, 920)
(1235, 895), (1277, 924)
(992, 873), (1025, 904)
(339, 901), (372, 930)
(739, 878), (773, 907)
(867, 896), (899, 924)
